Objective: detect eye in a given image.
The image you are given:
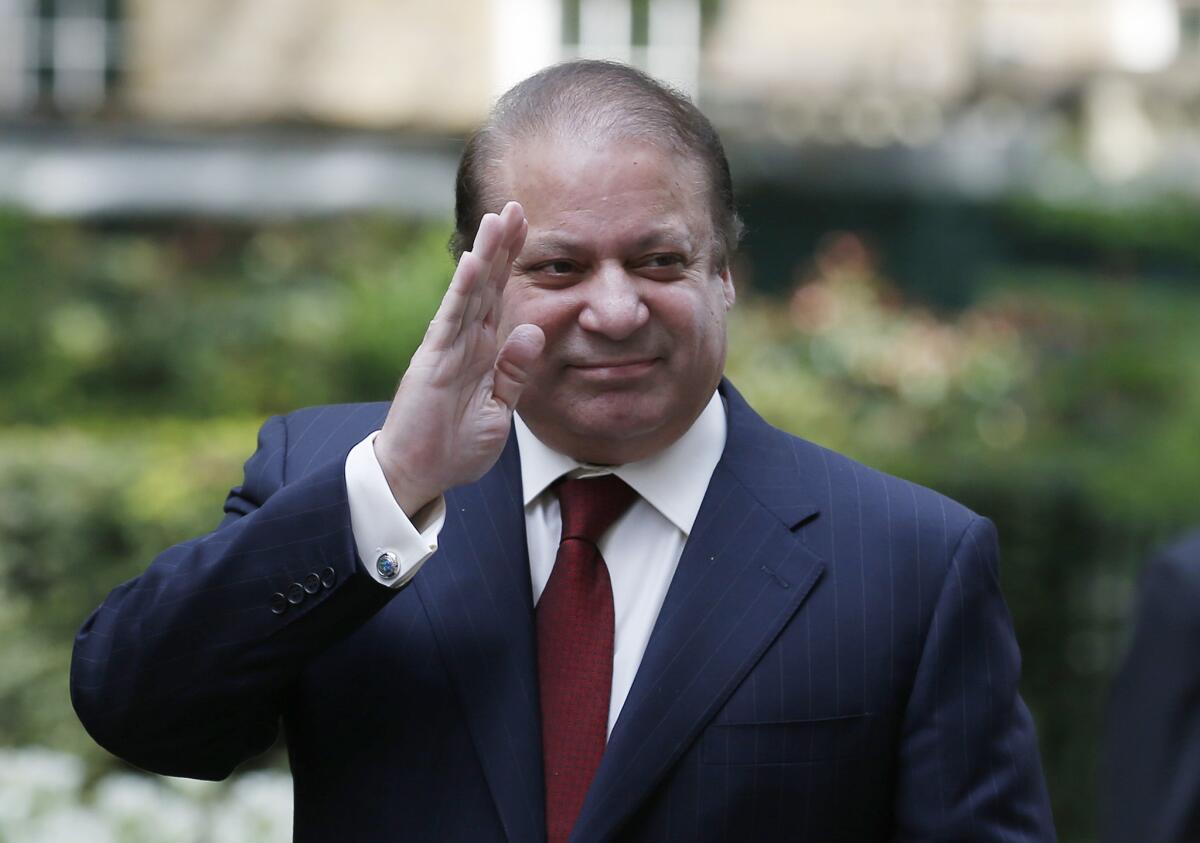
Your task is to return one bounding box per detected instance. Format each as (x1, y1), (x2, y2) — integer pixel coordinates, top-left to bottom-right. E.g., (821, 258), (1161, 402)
(643, 253), (684, 267)
(637, 253), (687, 277)
(533, 259), (579, 276)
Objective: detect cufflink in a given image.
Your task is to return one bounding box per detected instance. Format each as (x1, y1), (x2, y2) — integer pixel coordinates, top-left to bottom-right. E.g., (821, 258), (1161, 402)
(376, 551), (400, 580)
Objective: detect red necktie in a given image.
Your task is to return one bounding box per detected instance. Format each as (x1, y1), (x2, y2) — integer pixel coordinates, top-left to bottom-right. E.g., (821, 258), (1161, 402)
(537, 474), (637, 843)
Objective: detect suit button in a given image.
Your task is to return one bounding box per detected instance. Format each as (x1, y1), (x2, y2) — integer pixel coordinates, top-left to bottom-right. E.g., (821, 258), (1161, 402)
(303, 572), (321, 594)
(286, 582), (306, 604)
(320, 566), (337, 589)
(269, 592), (288, 615)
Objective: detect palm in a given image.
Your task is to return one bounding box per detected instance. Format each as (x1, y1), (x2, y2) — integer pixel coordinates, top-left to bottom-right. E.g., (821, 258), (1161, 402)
(375, 202), (544, 515)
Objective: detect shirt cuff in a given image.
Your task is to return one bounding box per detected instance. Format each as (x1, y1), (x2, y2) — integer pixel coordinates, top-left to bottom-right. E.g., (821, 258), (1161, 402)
(345, 430), (445, 588)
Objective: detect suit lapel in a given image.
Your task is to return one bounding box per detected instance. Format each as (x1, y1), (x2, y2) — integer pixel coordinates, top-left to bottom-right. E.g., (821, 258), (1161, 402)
(412, 434), (546, 843)
(570, 382), (826, 843)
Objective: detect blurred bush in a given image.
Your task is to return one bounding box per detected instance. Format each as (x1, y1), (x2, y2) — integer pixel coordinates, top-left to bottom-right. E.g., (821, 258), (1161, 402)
(0, 746), (291, 842)
(998, 195), (1200, 281)
(0, 212), (448, 423)
(0, 420), (255, 758)
(1, 209), (1198, 842)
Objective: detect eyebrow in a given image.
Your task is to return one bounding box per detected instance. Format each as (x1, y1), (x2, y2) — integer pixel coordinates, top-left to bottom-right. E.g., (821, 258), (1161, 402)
(632, 226), (694, 251)
(525, 226), (695, 255)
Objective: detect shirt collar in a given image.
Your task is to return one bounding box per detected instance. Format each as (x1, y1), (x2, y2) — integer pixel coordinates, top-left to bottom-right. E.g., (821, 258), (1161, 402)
(513, 390), (727, 536)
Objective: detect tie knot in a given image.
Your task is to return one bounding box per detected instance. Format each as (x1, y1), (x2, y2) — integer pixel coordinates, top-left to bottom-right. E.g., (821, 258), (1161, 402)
(555, 474), (637, 546)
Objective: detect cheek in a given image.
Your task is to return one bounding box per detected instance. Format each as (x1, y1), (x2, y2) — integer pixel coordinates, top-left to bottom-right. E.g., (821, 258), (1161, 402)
(655, 291), (724, 350)
(501, 286), (579, 347)
(498, 285), (527, 333)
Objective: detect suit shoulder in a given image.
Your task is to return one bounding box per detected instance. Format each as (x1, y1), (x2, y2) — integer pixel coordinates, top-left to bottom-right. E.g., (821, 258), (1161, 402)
(773, 426), (982, 544)
(271, 402), (390, 479)
(277, 401), (390, 429)
(1157, 527), (1200, 570)
(1141, 527), (1200, 605)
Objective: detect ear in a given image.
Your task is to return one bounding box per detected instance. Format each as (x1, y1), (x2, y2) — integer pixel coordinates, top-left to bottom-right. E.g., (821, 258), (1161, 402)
(719, 266), (735, 309)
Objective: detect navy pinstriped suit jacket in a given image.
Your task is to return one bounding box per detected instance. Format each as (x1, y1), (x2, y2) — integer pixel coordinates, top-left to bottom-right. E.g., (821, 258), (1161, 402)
(1102, 528), (1200, 842)
(71, 380), (1055, 841)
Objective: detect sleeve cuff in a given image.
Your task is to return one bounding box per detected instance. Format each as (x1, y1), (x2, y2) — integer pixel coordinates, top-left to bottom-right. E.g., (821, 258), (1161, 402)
(345, 431), (446, 589)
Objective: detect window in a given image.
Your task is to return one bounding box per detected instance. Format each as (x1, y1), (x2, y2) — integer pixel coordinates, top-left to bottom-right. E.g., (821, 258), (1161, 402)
(560, 0), (710, 95)
(0, 0), (122, 115)
(1183, 6), (1200, 48)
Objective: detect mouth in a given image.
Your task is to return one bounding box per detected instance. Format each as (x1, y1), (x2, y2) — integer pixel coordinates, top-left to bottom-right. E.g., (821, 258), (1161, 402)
(568, 357), (660, 380)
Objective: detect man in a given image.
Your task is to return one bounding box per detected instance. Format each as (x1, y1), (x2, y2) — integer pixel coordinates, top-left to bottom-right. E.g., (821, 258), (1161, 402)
(1102, 527), (1200, 842)
(72, 61), (1055, 841)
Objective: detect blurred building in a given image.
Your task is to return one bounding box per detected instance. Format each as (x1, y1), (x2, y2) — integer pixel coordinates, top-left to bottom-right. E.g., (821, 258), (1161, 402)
(0, 0), (1197, 215)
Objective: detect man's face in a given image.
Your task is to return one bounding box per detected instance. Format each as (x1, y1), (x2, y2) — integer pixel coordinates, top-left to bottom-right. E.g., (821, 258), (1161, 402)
(498, 138), (735, 464)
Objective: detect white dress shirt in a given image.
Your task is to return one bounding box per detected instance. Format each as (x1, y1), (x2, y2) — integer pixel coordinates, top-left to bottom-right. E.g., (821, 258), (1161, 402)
(344, 391), (727, 735)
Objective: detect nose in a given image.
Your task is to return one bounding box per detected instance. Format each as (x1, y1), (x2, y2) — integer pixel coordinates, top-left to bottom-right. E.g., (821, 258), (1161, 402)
(577, 264), (649, 340)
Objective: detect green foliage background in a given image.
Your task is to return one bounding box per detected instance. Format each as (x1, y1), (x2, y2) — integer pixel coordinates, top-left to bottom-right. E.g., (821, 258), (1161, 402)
(1, 207), (1198, 841)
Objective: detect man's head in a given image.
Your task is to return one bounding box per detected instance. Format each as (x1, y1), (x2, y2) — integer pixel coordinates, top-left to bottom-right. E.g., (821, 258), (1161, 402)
(453, 61), (743, 268)
(456, 61), (742, 464)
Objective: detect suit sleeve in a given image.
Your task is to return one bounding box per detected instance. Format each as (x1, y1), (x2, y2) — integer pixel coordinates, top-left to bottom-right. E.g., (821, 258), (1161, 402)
(891, 516), (1057, 842)
(1101, 540), (1200, 843)
(70, 414), (397, 780)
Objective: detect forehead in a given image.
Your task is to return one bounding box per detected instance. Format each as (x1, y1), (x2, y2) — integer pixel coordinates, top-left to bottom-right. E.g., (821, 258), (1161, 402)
(497, 138), (712, 245)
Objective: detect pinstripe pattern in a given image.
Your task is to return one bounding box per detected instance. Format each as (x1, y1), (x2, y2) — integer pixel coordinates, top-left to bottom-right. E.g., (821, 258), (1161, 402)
(1102, 528), (1200, 843)
(70, 383), (1054, 842)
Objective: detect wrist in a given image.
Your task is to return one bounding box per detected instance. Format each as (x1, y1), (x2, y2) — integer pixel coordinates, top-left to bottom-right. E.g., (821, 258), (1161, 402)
(372, 437), (440, 519)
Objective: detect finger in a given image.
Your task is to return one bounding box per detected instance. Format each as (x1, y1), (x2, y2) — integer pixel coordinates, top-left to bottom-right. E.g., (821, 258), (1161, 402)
(483, 217), (527, 330)
(485, 208), (527, 301)
(491, 323), (545, 410)
(470, 210), (521, 325)
(489, 202), (525, 274)
(475, 218), (527, 334)
(472, 211), (505, 265)
(498, 200), (524, 237)
(509, 215), (528, 263)
(438, 208), (510, 327)
(473, 203), (521, 270)
(477, 205), (526, 325)
(483, 222), (523, 307)
(425, 250), (487, 350)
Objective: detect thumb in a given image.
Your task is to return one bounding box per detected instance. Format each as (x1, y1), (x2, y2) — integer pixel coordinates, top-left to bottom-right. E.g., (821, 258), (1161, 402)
(492, 323), (545, 410)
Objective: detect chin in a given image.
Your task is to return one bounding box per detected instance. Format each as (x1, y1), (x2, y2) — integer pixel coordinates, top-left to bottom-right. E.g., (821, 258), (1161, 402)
(578, 389), (666, 429)
(520, 390), (664, 462)
(565, 400), (683, 463)
(570, 414), (658, 446)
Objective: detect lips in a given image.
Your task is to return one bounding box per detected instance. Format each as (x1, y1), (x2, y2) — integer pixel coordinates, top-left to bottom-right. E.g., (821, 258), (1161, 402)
(572, 357), (655, 369)
(568, 357), (660, 379)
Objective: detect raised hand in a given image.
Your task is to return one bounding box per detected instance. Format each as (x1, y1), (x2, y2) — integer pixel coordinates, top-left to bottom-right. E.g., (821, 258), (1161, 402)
(373, 201), (545, 517)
